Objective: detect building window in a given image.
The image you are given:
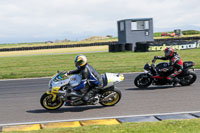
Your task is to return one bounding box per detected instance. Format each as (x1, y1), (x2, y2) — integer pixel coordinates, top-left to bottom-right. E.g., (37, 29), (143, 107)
(131, 21), (137, 30)
(120, 21), (125, 31)
(144, 21), (149, 30)
(131, 21), (150, 30)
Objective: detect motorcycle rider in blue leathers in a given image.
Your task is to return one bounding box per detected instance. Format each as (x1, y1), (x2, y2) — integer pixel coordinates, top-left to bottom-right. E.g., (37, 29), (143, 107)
(67, 55), (103, 104)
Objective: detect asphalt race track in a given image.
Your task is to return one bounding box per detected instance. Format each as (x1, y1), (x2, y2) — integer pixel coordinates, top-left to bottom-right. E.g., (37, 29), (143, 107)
(0, 70), (199, 125)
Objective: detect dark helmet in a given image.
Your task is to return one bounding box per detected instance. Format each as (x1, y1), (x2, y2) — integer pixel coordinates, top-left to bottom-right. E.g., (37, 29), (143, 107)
(74, 55), (87, 68)
(164, 47), (174, 58)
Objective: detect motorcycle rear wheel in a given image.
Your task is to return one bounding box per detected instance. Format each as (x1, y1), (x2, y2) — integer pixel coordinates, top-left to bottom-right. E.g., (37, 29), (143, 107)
(99, 88), (121, 106)
(134, 73), (152, 88)
(40, 93), (64, 110)
(179, 71), (197, 86)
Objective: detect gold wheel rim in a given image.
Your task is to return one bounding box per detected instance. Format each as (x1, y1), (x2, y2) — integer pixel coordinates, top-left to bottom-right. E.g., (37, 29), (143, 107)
(101, 91), (120, 106)
(43, 95), (63, 110)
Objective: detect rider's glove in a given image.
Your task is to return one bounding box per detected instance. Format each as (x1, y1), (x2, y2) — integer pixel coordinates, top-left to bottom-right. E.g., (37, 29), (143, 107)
(66, 71), (71, 75)
(154, 56), (158, 59)
(64, 73), (68, 77)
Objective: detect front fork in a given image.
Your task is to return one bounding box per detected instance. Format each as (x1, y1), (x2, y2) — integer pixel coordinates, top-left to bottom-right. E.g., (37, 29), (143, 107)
(46, 90), (57, 102)
(46, 86), (66, 102)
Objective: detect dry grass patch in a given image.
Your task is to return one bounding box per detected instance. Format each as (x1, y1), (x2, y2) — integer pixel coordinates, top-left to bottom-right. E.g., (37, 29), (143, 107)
(0, 46), (108, 57)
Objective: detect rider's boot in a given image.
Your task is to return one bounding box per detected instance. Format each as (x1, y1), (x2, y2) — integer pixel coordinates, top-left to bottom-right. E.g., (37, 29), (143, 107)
(173, 77), (180, 87)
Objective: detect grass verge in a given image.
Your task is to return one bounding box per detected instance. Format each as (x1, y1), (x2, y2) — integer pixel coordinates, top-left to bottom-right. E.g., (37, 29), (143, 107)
(0, 48), (199, 79)
(4, 119), (200, 133)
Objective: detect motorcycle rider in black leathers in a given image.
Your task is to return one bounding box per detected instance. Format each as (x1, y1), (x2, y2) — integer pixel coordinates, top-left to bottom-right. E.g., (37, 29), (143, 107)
(154, 47), (183, 85)
(67, 55), (103, 104)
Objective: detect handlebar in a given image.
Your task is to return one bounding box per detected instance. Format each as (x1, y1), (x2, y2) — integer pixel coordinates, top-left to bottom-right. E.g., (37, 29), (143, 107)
(152, 58), (157, 64)
(57, 70), (68, 77)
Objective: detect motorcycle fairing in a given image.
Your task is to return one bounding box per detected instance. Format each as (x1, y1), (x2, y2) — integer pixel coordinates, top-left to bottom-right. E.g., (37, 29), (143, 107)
(152, 76), (164, 79)
(105, 73), (124, 86)
(69, 75), (82, 87)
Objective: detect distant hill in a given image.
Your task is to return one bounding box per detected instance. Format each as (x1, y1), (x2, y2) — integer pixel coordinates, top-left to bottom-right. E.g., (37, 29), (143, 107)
(82, 36), (110, 41)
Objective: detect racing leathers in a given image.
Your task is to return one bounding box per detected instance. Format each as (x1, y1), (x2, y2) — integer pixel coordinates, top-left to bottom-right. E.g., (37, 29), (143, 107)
(155, 52), (183, 82)
(68, 63), (103, 103)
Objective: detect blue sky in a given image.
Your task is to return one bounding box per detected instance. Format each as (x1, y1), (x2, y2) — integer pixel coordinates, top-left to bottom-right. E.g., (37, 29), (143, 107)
(0, 0), (200, 43)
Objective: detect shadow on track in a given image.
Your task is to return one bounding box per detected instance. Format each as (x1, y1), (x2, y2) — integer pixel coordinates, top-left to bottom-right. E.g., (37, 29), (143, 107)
(26, 105), (106, 114)
(125, 85), (182, 91)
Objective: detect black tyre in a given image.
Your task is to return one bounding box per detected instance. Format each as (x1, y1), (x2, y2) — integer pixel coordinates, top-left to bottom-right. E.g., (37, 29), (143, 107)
(40, 93), (64, 110)
(134, 73), (152, 88)
(99, 88), (121, 106)
(179, 71), (197, 86)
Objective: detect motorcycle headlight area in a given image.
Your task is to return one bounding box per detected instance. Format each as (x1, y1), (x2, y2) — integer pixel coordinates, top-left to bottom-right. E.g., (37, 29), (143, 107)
(48, 80), (53, 89)
(144, 64), (150, 73)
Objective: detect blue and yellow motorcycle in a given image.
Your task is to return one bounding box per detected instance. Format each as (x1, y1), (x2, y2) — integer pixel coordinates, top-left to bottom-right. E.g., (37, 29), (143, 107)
(40, 71), (124, 110)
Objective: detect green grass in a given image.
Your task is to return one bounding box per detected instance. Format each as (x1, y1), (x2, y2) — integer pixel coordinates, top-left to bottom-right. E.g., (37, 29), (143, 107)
(154, 30), (200, 38)
(0, 49), (199, 79)
(182, 30), (200, 35)
(5, 119), (200, 133)
(154, 34), (200, 39)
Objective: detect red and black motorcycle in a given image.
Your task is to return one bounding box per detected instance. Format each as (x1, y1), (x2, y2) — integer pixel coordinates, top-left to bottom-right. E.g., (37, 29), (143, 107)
(134, 58), (197, 88)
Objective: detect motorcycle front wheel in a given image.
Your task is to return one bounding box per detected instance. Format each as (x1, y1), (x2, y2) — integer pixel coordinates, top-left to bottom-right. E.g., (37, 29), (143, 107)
(99, 88), (121, 106)
(134, 73), (152, 88)
(40, 93), (64, 110)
